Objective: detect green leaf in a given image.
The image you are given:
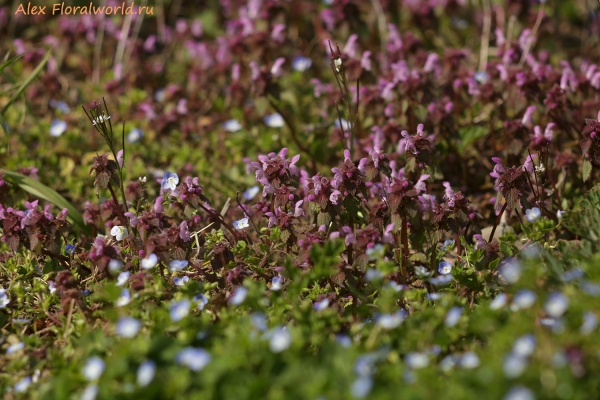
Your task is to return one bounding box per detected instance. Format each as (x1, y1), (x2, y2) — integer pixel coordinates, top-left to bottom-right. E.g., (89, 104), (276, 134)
(583, 159), (592, 182)
(1, 170), (89, 233)
(1, 49), (51, 116)
(458, 126), (488, 153)
(0, 53), (24, 74)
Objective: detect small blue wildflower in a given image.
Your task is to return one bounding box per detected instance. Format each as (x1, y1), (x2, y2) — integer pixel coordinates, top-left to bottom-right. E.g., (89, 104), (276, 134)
(115, 289), (131, 307)
(264, 113), (285, 128)
(499, 259), (522, 284)
(65, 244), (76, 254)
(229, 287), (248, 305)
(376, 312), (405, 329)
(351, 376), (373, 398)
(445, 307), (463, 328)
(12, 318), (30, 324)
(354, 354), (376, 376)
(137, 360), (156, 387)
(127, 128), (143, 143)
(489, 293), (507, 310)
(580, 311), (598, 335)
(474, 71), (489, 84)
(82, 356), (105, 381)
(556, 209), (566, 219)
(169, 260), (188, 272)
(251, 312), (268, 331)
(460, 352), (480, 369)
(438, 261), (452, 275)
(405, 352), (429, 369)
(271, 276), (282, 291)
(510, 290), (536, 311)
(503, 353), (528, 378)
(161, 171), (179, 191)
(223, 119), (242, 132)
(177, 347), (211, 371)
(233, 217), (249, 230)
(439, 355), (457, 372)
(116, 316), (141, 338)
(441, 239), (455, 251)
(108, 259), (123, 274)
(365, 244), (384, 260)
(243, 186), (260, 200)
(503, 386), (535, 400)
(430, 274), (453, 286)
(269, 327), (292, 353)
(525, 207), (541, 222)
(561, 268), (584, 282)
(314, 298), (330, 311)
(154, 88), (165, 102)
(80, 384), (98, 400)
(50, 119), (67, 137)
(544, 292), (569, 318)
(336, 334), (352, 348)
(292, 56), (312, 72)
(170, 299), (190, 322)
(334, 118), (353, 130)
(581, 281), (600, 296)
(116, 271), (130, 286)
(364, 269), (383, 282)
(174, 276), (189, 286)
(194, 293), (209, 310)
(81, 289), (92, 296)
(6, 342), (24, 354)
(385, 281), (404, 292)
(14, 376), (32, 393)
(427, 293), (442, 301)
(513, 334), (536, 357)
(49, 99), (71, 114)
(140, 253), (158, 269)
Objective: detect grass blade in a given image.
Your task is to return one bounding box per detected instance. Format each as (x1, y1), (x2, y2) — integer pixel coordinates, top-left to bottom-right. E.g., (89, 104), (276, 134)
(1, 170), (90, 234)
(1, 50), (51, 116)
(0, 53), (24, 74)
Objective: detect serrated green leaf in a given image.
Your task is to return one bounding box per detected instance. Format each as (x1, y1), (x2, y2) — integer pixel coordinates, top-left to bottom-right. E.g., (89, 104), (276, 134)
(583, 159), (592, 182)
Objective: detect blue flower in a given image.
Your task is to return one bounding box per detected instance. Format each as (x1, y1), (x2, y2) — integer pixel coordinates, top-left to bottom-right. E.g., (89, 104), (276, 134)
(233, 217), (249, 230)
(177, 347), (211, 371)
(499, 259), (522, 284)
(438, 261), (452, 275)
(503, 386), (535, 400)
(365, 244), (384, 260)
(292, 56), (312, 72)
(512, 334), (536, 357)
(580, 311), (598, 335)
(243, 186), (260, 200)
(264, 113), (285, 128)
(441, 239), (455, 251)
(336, 334), (352, 348)
(351, 376), (373, 398)
(269, 327), (292, 353)
(544, 292), (569, 318)
(116, 271), (130, 286)
(115, 289), (131, 307)
(427, 293), (442, 300)
(271, 276), (282, 291)
(6, 342), (24, 354)
(364, 268), (383, 281)
(405, 352), (429, 369)
(116, 316), (141, 338)
(489, 293), (507, 310)
(82, 356), (105, 381)
(229, 287), (248, 305)
(161, 171), (179, 191)
(50, 119), (67, 137)
(376, 312), (405, 329)
(474, 71), (489, 84)
(445, 307), (463, 327)
(460, 352), (480, 369)
(49, 99), (71, 114)
(65, 244), (76, 254)
(137, 360), (156, 387)
(430, 274), (453, 286)
(141, 253), (158, 269)
(314, 298), (330, 311)
(525, 207), (541, 222)
(251, 312), (268, 331)
(14, 376), (32, 393)
(510, 290), (536, 311)
(170, 299), (190, 322)
(556, 209), (566, 219)
(174, 276), (189, 286)
(194, 293), (209, 310)
(223, 119), (243, 132)
(127, 128), (143, 143)
(169, 259), (188, 272)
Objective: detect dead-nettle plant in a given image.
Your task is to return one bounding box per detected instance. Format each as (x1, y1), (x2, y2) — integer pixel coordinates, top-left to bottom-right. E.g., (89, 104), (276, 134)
(82, 98), (129, 229)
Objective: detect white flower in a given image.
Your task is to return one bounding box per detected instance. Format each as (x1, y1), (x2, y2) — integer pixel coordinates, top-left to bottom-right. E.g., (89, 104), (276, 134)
(269, 327), (292, 353)
(535, 164), (545, 173)
(138, 176), (147, 183)
(116, 271), (130, 286)
(161, 171), (179, 191)
(110, 226), (128, 241)
(334, 57), (342, 72)
(116, 316), (141, 338)
(50, 119), (67, 137)
(229, 287), (248, 305)
(82, 356), (105, 381)
(141, 253), (158, 269)
(233, 218), (249, 230)
(137, 360), (156, 387)
(92, 114), (110, 126)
